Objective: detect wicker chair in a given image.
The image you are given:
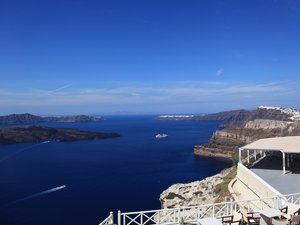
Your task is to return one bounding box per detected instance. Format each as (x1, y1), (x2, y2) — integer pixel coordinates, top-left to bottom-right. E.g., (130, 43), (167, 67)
(246, 212), (260, 225)
(288, 215), (300, 225)
(280, 206), (288, 214)
(220, 215), (244, 225)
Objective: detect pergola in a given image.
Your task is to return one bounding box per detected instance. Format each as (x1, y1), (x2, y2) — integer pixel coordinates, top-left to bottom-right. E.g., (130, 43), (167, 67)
(239, 136), (300, 174)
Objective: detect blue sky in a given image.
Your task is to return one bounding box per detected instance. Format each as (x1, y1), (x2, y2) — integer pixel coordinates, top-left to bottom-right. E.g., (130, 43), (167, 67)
(1, 0), (300, 115)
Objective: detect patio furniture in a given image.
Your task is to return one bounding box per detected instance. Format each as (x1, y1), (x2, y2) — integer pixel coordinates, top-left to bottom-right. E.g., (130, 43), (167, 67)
(288, 215), (300, 225)
(221, 215), (233, 224)
(260, 208), (283, 225)
(220, 215), (243, 225)
(293, 209), (300, 216)
(247, 217), (259, 225)
(198, 217), (223, 225)
(247, 212), (260, 225)
(227, 219), (243, 225)
(280, 206), (288, 214)
(272, 218), (289, 225)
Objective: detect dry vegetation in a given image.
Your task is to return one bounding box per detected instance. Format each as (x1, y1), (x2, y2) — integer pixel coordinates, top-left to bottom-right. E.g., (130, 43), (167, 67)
(214, 166), (237, 203)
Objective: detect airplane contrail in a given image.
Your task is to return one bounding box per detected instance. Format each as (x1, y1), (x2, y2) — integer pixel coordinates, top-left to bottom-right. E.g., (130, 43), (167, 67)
(49, 83), (73, 93)
(30, 83), (73, 95)
(1, 185), (66, 209)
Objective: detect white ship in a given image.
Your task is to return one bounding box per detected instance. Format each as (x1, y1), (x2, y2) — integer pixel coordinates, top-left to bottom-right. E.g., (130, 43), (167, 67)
(155, 134), (168, 139)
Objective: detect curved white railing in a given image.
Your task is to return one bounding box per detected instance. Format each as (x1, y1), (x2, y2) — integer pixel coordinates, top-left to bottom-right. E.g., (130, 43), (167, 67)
(99, 211), (114, 225)
(102, 193), (300, 225)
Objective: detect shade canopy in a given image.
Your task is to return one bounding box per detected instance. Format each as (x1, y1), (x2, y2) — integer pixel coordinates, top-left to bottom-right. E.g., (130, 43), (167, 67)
(242, 136), (300, 153)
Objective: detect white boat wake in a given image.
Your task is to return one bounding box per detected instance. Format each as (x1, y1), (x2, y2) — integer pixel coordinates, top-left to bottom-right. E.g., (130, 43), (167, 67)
(1, 185), (66, 208)
(0, 141), (50, 163)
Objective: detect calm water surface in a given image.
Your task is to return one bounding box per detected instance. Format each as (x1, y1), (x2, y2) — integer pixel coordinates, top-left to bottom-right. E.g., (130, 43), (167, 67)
(0, 116), (231, 225)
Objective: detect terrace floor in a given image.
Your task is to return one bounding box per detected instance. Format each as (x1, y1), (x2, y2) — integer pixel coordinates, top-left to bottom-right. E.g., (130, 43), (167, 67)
(250, 155), (300, 195)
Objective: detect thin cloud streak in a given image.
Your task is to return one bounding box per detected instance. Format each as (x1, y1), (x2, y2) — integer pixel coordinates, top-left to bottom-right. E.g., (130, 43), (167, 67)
(30, 83), (73, 95)
(49, 83), (73, 93)
(1, 80), (299, 114)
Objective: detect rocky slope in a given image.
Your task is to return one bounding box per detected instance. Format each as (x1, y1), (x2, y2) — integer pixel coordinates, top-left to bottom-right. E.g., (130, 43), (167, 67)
(194, 106), (300, 159)
(0, 126), (120, 144)
(160, 167), (234, 208)
(0, 113), (103, 125)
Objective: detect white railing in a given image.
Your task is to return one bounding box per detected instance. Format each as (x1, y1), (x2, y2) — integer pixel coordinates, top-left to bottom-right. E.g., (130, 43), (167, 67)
(99, 211), (114, 225)
(241, 150), (264, 165)
(116, 193), (300, 225)
(283, 193), (300, 205)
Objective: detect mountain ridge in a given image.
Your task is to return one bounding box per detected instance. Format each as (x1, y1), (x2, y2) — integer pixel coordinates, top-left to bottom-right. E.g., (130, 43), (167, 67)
(0, 113), (103, 125)
(157, 106), (297, 128)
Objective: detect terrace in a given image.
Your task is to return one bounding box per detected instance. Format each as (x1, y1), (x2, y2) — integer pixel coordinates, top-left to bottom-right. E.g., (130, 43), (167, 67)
(237, 136), (300, 198)
(250, 156), (300, 195)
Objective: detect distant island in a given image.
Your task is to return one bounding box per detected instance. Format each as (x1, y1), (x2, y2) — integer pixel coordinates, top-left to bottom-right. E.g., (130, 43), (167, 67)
(0, 113), (103, 125)
(0, 126), (120, 144)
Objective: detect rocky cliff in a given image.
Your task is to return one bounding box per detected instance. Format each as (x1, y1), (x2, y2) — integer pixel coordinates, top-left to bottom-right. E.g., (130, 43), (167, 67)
(160, 167), (235, 208)
(0, 113), (103, 125)
(194, 106), (300, 159)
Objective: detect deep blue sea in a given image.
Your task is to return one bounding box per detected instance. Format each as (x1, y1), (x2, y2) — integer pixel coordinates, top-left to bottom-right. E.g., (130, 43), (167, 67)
(0, 116), (231, 225)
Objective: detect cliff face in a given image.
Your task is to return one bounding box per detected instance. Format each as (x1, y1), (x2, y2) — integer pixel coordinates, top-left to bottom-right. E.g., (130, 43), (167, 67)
(194, 106), (300, 159)
(244, 119), (291, 130)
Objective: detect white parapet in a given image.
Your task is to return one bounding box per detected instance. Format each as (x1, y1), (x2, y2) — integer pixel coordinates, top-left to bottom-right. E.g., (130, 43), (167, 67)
(236, 163), (282, 200)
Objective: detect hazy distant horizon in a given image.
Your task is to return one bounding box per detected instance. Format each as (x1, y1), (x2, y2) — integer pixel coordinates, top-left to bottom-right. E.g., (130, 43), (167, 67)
(0, 106), (262, 116)
(0, 104), (297, 117)
(0, 105), (273, 117)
